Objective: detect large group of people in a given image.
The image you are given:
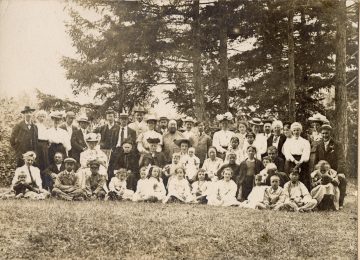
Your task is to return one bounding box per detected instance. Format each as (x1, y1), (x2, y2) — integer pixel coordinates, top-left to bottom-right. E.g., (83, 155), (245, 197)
(2, 105), (347, 211)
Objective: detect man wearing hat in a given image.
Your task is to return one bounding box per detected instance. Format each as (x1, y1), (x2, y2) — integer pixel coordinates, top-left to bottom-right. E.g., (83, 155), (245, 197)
(47, 111), (71, 164)
(94, 109), (120, 150)
(137, 115), (163, 154)
(312, 124), (347, 208)
(70, 115), (90, 163)
(128, 106), (148, 136)
(157, 116), (169, 135)
(163, 120), (185, 163)
(52, 157), (86, 200)
(60, 111), (78, 138)
(10, 106), (38, 167)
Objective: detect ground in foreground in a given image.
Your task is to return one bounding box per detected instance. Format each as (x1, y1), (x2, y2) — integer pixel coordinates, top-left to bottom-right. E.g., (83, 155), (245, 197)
(0, 180), (357, 260)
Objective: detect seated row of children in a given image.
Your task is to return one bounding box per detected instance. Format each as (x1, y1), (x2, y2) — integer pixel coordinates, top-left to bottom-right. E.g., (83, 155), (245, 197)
(3, 148), (343, 211)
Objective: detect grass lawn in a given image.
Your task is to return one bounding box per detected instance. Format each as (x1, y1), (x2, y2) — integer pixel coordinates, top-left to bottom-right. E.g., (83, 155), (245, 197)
(0, 180), (357, 260)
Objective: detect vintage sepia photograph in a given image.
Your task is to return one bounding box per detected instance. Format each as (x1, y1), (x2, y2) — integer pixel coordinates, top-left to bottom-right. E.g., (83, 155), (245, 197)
(0, 0), (358, 259)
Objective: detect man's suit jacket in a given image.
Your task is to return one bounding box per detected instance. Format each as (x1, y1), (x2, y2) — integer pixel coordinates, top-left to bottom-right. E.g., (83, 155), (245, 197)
(94, 124), (120, 150)
(43, 163), (65, 176)
(70, 129), (88, 162)
(267, 134), (287, 159)
(314, 138), (345, 173)
(10, 120), (38, 156)
(115, 126), (137, 148)
(272, 157), (285, 172)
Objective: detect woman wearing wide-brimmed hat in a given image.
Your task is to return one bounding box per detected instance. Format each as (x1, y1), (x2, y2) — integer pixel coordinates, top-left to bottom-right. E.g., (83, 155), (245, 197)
(248, 117), (267, 159)
(212, 112), (235, 160)
(10, 106), (38, 167)
(79, 133), (108, 178)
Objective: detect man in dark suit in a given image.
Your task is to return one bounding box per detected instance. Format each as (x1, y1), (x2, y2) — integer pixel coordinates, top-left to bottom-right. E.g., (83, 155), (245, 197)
(313, 124), (347, 208)
(267, 146), (285, 172)
(70, 116), (89, 163)
(267, 120), (287, 160)
(117, 112), (137, 146)
(94, 110), (120, 150)
(42, 152), (66, 191)
(108, 112), (137, 178)
(10, 106), (38, 167)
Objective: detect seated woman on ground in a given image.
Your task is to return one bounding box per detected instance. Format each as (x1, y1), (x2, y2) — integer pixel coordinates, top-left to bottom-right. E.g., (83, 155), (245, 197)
(207, 167), (241, 207)
(4, 151), (49, 200)
(310, 160), (340, 211)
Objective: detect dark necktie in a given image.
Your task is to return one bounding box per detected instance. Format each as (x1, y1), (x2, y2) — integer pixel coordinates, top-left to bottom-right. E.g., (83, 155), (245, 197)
(121, 128), (125, 145)
(273, 135), (279, 143)
(27, 166), (35, 184)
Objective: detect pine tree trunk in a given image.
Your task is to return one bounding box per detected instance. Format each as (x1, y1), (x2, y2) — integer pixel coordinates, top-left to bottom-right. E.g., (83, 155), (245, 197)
(335, 0), (348, 169)
(288, 0), (296, 122)
(192, 0), (206, 122)
(219, 0), (229, 113)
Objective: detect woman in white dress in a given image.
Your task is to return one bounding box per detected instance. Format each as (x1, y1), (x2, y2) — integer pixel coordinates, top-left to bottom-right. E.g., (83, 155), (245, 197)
(212, 112), (235, 160)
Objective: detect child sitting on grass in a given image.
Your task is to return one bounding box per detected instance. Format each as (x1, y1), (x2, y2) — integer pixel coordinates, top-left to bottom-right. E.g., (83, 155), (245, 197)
(240, 174), (268, 209)
(257, 175), (285, 210)
(183, 147), (200, 184)
(107, 168), (134, 201)
(144, 166), (166, 202)
(191, 169), (211, 204)
(207, 167), (241, 207)
(132, 167), (149, 202)
(282, 168), (317, 212)
(162, 152), (182, 188)
(310, 160), (340, 211)
(163, 167), (193, 203)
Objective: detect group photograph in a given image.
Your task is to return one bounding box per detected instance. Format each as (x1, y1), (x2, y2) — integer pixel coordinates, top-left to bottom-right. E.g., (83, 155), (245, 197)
(0, 0), (358, 259)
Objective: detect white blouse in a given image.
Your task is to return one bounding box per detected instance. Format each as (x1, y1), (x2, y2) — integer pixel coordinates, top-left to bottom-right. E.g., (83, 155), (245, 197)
(282, 136), (311, 163)
(212, 130), (235, 153)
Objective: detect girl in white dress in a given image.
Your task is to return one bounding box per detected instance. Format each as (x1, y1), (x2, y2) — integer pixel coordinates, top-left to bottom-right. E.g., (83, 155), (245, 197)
(191, 169), (211, 204)
(144, 166), (166, 202)
(163, 167), (193, 203)
(207, 167), (241, 207)
(240, 175), (268, 209)
(183, 147), (200, 183)
(107, 168), (134, 200)
(132, 167), (149, 202)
